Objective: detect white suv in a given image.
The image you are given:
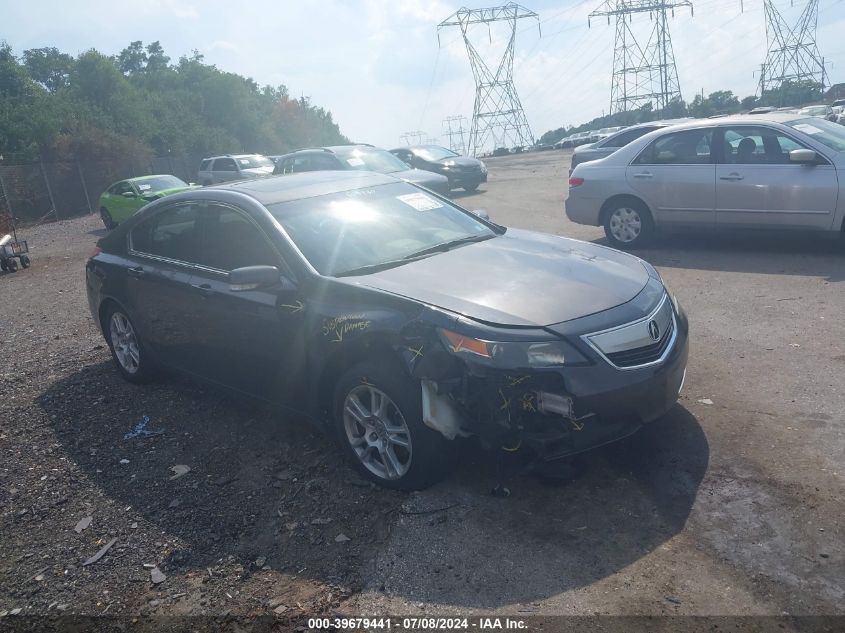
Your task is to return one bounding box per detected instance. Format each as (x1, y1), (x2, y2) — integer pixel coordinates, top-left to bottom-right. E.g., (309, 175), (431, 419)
(197, 154), (274, 185)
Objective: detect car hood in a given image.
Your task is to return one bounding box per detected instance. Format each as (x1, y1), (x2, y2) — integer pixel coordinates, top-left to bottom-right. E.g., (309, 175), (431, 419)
(341, 228), (650, 327)
(242, 167), (274, 177)
(392, 168), (449, 186)
(435, 156), (480, 169)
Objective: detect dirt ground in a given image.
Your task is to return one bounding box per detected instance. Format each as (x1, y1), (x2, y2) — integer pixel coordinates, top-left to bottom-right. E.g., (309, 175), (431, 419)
(1, 151), (843, 629)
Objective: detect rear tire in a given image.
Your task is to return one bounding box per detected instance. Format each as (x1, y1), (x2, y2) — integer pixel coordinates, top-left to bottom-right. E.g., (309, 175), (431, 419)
(463, 183), (479, 193)
(20, 255), (30, 269)
(333, 360), (455, 490)
(602, 199), (654, 250)
(100, 207), (117, 230)
(104, 304), (155, 384)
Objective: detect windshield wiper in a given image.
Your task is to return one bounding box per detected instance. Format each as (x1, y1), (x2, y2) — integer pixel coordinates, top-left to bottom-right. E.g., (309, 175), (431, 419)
(334, 234), (495, 277)
(401, 233), (495, 259)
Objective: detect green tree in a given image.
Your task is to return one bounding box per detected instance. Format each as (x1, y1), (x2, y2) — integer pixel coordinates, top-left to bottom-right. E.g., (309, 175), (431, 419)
(21, 47), (74, 93)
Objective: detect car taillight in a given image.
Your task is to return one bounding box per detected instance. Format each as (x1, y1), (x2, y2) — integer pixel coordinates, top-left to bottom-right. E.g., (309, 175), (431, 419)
(89, 246), (102, 258)
(569, 177), (584, 187)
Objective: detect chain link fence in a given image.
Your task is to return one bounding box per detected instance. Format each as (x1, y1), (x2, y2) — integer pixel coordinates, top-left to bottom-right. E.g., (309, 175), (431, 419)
(0, 155), (204, 226)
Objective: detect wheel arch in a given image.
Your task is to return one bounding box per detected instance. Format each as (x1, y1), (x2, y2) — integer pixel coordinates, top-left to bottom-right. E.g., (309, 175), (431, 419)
(97, 296), (133, 339)
(598, 194), (655, 227)
(315, 336), (408, 423)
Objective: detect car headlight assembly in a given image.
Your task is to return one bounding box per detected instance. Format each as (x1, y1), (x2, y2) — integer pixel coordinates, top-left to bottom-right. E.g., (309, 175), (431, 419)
(438, 328), (584, 368)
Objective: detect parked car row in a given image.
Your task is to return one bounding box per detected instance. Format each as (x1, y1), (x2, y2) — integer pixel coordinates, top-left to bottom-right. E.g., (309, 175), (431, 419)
(566, 114), (845, 249)
(97, 142), (488, 229)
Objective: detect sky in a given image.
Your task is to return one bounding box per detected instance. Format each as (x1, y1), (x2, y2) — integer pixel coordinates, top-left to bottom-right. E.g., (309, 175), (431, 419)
(3, 0), (844, 151)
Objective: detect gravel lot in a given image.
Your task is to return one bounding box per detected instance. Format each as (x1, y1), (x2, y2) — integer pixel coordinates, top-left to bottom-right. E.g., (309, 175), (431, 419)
(1, 151), (843, 627)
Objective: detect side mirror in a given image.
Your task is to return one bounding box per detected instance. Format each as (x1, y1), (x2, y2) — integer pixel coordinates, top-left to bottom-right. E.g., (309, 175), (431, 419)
(121, 191), (136, 198)
(228, 265), (282, 291)
(471, 208), (490, 220)
(790, 149), (818, 164)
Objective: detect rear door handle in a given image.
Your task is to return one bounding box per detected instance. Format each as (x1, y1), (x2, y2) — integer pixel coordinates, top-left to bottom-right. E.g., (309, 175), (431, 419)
(632, 172), (653, 179)
(720, 173), (744, 181)
(191, 282), (214, 297)
(127, 266), (145, 278)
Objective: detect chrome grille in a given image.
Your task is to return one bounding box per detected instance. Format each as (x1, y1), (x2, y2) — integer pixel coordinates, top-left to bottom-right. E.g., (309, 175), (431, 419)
(582, 294), (676, 370)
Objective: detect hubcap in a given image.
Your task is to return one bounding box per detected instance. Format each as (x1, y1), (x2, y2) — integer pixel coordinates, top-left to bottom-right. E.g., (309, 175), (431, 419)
(609, 207), (642, 243)
(343, 385), (412, 480)
(109, 312), (140, 374)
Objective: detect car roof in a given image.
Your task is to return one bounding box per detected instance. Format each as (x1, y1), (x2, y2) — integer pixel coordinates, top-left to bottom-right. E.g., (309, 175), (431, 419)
(204, 154), (264, 160)
(128, 174), (180, 183)
(664, 113), (806, 129)
(203, 170), (401, 206)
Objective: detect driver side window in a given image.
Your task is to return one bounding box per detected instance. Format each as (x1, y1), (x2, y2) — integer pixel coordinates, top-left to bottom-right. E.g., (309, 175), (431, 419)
(131, 204), (202, 264)
(633, 129), (713, 165)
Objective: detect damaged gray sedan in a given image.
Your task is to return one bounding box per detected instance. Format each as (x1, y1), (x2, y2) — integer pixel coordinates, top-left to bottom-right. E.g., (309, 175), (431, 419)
(86, 170), (689, 490)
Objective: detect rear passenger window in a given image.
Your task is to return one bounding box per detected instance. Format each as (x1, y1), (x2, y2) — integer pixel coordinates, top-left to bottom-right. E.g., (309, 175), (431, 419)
(633, 129), (713, 165)
(131, 205), (202, 264)
(198, 205), (280, 271)
(605, 127), (654, 148)
(215, 158), (238, 172)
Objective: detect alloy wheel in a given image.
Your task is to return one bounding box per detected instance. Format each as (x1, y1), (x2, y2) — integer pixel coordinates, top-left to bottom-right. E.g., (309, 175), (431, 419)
(343, 385), (412, 481)
(109, 312), (140, 374)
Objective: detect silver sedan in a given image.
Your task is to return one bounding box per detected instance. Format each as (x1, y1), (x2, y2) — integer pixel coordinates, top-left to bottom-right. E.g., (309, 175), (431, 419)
(565, 114), (845, 249)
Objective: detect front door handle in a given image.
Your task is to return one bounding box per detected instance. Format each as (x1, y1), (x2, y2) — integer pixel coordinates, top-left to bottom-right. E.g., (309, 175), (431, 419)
(127, 266), (145, 278)
(720, 173), (744, 181)
(190, 282), (213, 297)
(632, 171), (653, 179)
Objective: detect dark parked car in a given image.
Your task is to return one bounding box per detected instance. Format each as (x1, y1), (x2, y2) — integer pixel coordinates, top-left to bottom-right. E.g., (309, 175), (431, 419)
(389, 145), (487, 192)
(569, 119), (693, 175)
(273, 145), (450, 196)
(492, 147), (510, 157)
(86, 171), (688, 490)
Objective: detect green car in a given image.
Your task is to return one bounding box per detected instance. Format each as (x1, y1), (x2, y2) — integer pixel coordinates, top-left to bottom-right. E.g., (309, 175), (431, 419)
(98, 175), (198, 229)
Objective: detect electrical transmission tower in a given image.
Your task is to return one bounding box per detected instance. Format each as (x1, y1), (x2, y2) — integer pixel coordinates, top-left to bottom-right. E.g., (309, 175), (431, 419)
(400, 131), (426, 146)
(442, 116), (469, 154)
(589, 0), (693, 116)
(438, 4), (540, 156)
(758, 0), (826, 98)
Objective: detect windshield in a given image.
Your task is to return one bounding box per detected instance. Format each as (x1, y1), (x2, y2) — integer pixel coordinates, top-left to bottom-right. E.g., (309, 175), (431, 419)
(332, 147), (410, 174)
(799, 106), (828, 116)
(237, 155), (274, 169)
(134, 175), (188, 193)
(268, 182), (497, 276)
(411, 146), (459, 161)
(785, 118), (845, 152)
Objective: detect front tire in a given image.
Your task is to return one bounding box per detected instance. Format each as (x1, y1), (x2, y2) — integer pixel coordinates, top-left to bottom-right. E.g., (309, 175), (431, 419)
(333, 361), (454, 490)
(100, 207), (117, 230)
(603, 199), (654, 249)
(105, 305), (155, 383)
(463, 183), (479, 193)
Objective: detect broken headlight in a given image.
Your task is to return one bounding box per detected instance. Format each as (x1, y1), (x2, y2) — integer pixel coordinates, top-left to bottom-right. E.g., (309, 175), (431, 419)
(438, 329), (585, 368)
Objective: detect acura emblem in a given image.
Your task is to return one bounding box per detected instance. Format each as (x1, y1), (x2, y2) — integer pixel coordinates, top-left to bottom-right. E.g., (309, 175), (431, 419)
(648, 320), (660, 341)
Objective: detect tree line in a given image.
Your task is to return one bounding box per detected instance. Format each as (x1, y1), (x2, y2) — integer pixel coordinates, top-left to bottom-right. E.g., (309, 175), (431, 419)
(538, 79), (826, 144)
(0, 40), (349, 164)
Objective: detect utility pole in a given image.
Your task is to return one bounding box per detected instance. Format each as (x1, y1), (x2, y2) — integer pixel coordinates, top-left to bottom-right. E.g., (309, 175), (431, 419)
(589, 0), (693, 116)
(438, 3), (540, 157)
(759, 0), (827, 103)
(442, 116), (469, 155)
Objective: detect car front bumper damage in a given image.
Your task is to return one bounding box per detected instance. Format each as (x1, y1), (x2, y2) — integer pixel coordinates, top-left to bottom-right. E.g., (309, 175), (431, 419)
(407, 305), (689, 461)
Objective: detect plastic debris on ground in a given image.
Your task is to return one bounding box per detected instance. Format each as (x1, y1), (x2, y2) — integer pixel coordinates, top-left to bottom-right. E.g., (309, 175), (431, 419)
(123, 415), (164, 440)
